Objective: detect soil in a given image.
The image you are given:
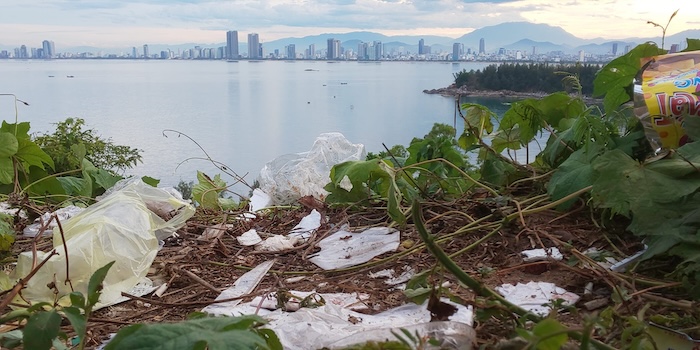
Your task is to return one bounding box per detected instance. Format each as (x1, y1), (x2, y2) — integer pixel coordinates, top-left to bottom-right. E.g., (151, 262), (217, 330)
(3, 187), (691, 349)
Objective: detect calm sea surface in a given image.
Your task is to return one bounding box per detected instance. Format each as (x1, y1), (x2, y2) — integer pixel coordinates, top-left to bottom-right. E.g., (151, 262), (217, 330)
(0, 59), (511, 194)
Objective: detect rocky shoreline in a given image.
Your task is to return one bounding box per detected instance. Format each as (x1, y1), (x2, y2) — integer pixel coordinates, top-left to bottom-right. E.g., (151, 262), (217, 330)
(423, 83), (600, 102)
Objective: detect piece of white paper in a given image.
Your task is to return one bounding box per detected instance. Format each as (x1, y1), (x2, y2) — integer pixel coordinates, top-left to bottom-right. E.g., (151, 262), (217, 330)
(201, 260), (275, 315)
(496, 281), (580, 316)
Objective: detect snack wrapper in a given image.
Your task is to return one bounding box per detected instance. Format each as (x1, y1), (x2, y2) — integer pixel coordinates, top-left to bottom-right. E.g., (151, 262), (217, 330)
(633, 52), (700, 150)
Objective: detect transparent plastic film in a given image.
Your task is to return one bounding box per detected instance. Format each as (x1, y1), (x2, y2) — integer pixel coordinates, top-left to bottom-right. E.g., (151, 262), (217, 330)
(634, 52), (700, 150)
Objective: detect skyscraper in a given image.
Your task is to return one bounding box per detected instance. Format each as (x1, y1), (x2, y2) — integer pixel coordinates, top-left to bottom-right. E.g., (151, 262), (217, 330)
(143, 44), (150, 58)
(327, 38), (340, 59)
(285, 44), (296, 59)
(226, 31), (239, 59)
(248, 33), (260, 59)
(612, 43), (618, 56)
(418, 39), (424, 55)
(42, 40), (55, 58)
(308, 44), (315, 59)
(132, 47), (138, 58)
(479, 38), (485, 55)
(452, 43), (463, 61)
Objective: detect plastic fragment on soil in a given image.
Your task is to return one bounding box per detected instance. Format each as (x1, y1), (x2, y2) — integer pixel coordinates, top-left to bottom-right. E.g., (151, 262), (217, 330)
(309, 227), (400, 270)
(496, 281), (580, 316)
(610, 245), (648, 272)
(255, 235), (303, 252)
(199, 223), (227, 240)
(252, 290), (370, 312)
(22, 205), (84, 237)
(250, 188), (272, 212)
(0, 202), (27, 220)
(209, 296), (474, 350)
(237, 229), (262, 246)
(201, 260), (275, 316)
(521, 247), (563, 262)
(369, 266), (415, 286)
(647, 322), (700, 350)
(289, 209), (322, 240)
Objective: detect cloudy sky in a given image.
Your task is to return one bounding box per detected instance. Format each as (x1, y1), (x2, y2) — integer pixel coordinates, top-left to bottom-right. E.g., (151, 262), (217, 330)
(0, 0), (697, 48)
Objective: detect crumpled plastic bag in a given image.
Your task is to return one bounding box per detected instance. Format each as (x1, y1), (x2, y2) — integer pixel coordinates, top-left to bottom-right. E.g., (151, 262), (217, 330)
(13, 178), (195, 308)
(258, 132), (366, 205)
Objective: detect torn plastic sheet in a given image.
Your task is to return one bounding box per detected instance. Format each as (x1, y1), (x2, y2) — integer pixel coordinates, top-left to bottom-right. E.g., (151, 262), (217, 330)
(496, 281), (580, 316)
(256, 235), (303, 252)
(0, 202), (27, 220)
(369, 266), (415, 286)
(205, 294), (473, 350)
(329, 321), (476, 350)
(309, 227), (400, 270)
(22, 206), (84, 237)
(521, 247), (563, 262)
(252, 290), (370, 312)
(288, 209), (321, 240)
(201, 260), (275, 315)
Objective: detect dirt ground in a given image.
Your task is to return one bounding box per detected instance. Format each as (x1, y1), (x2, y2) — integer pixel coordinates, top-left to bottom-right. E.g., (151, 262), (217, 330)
(4, 190), (683, 349)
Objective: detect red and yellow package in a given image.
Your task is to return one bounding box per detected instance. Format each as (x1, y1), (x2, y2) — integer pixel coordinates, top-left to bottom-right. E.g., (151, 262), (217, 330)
(634, 52), (700, 150)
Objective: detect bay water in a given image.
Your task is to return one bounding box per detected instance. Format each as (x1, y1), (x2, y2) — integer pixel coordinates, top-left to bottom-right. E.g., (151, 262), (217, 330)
(0, 59), (513, 195)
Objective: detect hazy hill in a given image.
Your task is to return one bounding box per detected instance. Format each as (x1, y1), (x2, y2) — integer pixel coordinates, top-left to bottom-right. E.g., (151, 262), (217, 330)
(3, 22), (699, 56)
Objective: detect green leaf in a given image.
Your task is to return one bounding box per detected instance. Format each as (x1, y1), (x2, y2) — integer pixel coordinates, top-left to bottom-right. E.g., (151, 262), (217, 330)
(0, 214), (15, 254)
(15, 138), (54, 171)
(325, 159), (394, 204)
(682, 38), (700, 52)
(0, 121), (30, 139)
(0, 329), (23, 349)
(481, 152), (517, 187)
(532, 318), (568, 350)
(491, 127), (521, 153)
(0, 132), (18, 158)
(87, 261), (115, 308)
(141, 176), (160, 187)
(591, 150), (700, 216)
(192, 171), (227, 210)
(57, 176), (91, 197)
(547, 144), (602, 208)
(62, 306), (86, 342)
(69, 292), (86, 309)
(23, 310), (62, 350)
(70, 143), (87, 161)
(0, 158), (13, 184)
(593, 43), (664, 111)
(90, 168), (123, 191)
(104, 315), (272, 350)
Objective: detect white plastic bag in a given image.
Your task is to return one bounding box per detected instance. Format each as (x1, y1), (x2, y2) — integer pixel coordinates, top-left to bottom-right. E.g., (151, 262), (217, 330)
(258, 133), (366, 205)
(14, 179), (195, 308)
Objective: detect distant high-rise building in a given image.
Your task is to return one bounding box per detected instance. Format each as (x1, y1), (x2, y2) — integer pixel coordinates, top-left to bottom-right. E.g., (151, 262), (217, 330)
(670, 44), (680, 53)
(357, 42), (368, 60)
(612, 42), (618, 56)
(479, 38), (485, 55)
(624, 45), (631, 54)
(285, 44), (296, 59)
(143, 44), (150, 58)
(248, 33), (260, 59)
(226, 31), (239, 59)
(373, 41), (382, 60)
(327, 38), (340, 59)
(132, 47), (138, 58)
(19, 45), (28, 59)
(452, 43), (463, 61)
(578, 50), (585, 62)
(532, 46), (537, 56)
(42, 40), (55, 58)
(418, 39), (425, 55)
(308, 44), (315, 59)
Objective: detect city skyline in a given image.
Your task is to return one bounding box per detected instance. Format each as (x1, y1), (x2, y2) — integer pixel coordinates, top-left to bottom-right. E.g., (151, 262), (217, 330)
(0, 1), (697, 48)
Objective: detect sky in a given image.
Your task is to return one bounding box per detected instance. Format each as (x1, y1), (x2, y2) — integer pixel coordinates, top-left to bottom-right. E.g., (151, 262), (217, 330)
(0, 0), (697, 48)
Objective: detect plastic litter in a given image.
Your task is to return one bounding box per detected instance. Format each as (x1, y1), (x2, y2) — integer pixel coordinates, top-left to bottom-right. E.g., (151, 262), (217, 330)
(256, 235), (303, 252)
(252, 290), (370, 312)
(647, 322), (700, 350)
(21, 205), (84, 237)
(258, 132), (366, 205)
(521, 247), (563, 262)
(288, 209), (322, 239)
(201, 260), (275, 316)
(12, 178), (195, 308)
(496, 281), (580, 316)
(329, 321), (476, 350)
(0, 202), (27, 220)
(205, 291), (474, 350)
(237, 229), (263, 246)
(309, 227), (400, 270)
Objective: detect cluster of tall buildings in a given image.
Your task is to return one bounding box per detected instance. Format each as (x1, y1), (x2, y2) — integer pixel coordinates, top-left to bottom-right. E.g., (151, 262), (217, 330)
(0, 40), (55, 59)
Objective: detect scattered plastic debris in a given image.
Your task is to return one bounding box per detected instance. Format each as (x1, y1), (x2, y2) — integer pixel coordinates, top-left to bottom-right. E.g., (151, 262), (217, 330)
(610, 245), (648, 272)
(521, 247), (563, 262)
(369, 266), (415, 287)
(258, 132), (366, 205)
(12, 179), (195, 308)
(309, 227), (400, 270)
(647, 322), (700, 350)
(256, 235), (303, 252)
(496, 281), (580, 316)
(201, 260), (275, 315)
(237, 229), (262, 246)
(289, 209), (322, 240)
(22, 205), (84, 237)
(0, 202), (27, 220)
(252, 290), (370, 312)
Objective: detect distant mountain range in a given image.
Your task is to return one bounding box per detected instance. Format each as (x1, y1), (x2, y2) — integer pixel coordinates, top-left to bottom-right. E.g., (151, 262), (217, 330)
(3, 22), (699, 56)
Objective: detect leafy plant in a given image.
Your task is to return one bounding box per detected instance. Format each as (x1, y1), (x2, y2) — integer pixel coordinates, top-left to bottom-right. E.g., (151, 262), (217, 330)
(0, 261), (115, 350)
(34, 118), (142, 175)
(104, 314), (282, 350)
(0, 213), (15, 258)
